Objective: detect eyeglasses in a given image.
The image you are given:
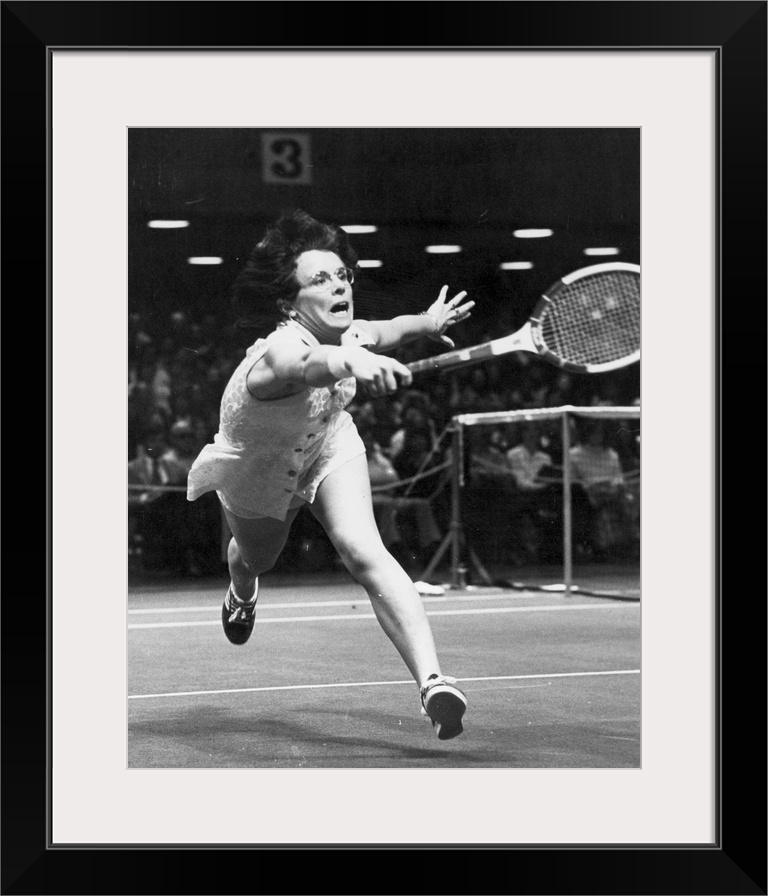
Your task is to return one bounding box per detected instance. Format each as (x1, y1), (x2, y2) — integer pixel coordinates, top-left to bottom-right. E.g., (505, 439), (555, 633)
(304, 267), (354, 290)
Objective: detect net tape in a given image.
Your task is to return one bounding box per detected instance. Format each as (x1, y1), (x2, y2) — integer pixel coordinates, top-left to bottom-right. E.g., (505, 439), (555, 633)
(454, 405), (640, 428)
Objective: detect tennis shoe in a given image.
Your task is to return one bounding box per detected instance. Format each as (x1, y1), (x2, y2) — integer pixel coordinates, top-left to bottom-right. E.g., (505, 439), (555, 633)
(221, 581), (258, 645)
(420, 674), (467, 740)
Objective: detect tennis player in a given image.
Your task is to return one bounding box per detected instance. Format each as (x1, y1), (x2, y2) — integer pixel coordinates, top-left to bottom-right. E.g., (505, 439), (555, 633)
(187, 210), (475, 740)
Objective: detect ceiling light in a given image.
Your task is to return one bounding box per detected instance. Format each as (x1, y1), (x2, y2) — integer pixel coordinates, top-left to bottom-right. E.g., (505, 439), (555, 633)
(513, 228), (553, 238)
(340, 225), (378, 234)
(425, 245), (462, 254)
(148, 220), (190, 229)
(187, 257), (224, 265)
(357, 260), (383, 268)
(583, 247), (620, 256)
(500, 261), (534, 270)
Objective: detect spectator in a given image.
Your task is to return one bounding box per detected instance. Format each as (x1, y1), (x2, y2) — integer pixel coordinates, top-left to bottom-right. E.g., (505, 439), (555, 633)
(388, 404), (437, 464)
(129, 417), (218, 576)
(128, 418), (186, 570)
(505, 423), (559, 562)
(392, 418), (443, 499)
(568, 421), (633, 559)
(469, 427), (511, 484)
(546, 372), (574, 408)
(361, 428), (442, 568)
(462, 428), (521, 566)
(506, 423), (552, 492)
(162, 420), (200, 472)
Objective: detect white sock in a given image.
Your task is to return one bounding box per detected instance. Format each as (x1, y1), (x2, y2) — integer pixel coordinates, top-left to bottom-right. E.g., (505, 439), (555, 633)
(232, 579), (258, 605)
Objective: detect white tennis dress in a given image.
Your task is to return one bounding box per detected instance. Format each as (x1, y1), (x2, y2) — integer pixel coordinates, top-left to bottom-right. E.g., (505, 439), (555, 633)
(187, 320), (371, 521)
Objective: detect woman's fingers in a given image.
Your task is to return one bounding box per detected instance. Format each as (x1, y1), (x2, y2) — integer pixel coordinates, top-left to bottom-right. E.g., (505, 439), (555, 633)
(444, 300), (475, 326)
(382, 368), (399, 393)
(394, 360), (413, 385)
(447, 290), (468, 307)
(451, 300), (474, 317)
(363, 358), (412, 396)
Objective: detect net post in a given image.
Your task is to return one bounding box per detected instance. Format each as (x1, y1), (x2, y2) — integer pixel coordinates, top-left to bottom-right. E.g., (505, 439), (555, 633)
(562, 409), (573, 596)
(449, 418), (465, 588)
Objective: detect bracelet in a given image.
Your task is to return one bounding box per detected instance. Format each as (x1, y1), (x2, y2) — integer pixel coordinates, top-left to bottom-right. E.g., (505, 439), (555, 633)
(420, 311), (440, 333)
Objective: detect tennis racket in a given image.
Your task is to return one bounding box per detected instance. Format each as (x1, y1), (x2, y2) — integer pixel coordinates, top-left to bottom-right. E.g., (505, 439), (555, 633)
(407, 262), (640, 375)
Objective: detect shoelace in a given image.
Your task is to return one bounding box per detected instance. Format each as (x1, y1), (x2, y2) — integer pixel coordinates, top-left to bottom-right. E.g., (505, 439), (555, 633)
(228, 606), (250, 624)
(226, 591), (256, 625)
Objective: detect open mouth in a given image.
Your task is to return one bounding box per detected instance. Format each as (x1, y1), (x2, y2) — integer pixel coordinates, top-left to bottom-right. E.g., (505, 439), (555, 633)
(330, 301), (350, 316)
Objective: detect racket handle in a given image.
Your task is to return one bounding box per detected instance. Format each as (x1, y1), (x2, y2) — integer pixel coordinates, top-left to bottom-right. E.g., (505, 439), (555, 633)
(407, 344), (495, 375)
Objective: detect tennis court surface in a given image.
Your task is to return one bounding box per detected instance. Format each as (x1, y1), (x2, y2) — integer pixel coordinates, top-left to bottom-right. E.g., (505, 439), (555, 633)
(128, 569), (640, 769)
(127, 573), (641, 768)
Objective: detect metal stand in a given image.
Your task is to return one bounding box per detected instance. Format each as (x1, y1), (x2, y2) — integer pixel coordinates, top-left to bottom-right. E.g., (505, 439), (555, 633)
(420, 421), (493, 588)
(562, 409), (574, 596)
(419, 405), (639, 598)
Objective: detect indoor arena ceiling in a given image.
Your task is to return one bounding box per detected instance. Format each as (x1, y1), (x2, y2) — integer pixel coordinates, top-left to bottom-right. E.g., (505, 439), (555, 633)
(129, 128), (640, 326)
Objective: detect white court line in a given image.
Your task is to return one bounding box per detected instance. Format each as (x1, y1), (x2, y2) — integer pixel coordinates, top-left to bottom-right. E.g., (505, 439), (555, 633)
(128, 602), (639, 629)
(127, 591), (533, 615)
(129, 669), (640, 701)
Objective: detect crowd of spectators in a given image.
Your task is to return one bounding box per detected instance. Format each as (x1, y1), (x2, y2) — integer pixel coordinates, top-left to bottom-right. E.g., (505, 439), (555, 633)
(129, 307), (640, 577)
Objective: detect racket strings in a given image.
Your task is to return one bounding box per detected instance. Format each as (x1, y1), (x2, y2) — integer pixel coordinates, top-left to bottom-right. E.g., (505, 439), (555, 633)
(540, 273), (640, 366)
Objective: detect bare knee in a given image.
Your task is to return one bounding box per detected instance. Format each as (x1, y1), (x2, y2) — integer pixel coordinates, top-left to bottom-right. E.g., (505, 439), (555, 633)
(228, 537), (280, 578)
(335, 537), (391, 584)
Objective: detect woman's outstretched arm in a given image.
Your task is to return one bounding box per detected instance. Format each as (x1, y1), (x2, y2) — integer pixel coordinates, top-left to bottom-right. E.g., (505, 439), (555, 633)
(359, 285), (474, 352)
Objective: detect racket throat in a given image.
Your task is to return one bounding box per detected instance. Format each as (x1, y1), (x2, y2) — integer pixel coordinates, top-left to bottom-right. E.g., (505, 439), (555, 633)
(488, 321), (539, 357)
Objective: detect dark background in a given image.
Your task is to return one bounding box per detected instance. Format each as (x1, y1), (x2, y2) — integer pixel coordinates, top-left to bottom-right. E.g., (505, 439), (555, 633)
(129, 127), (640, 333)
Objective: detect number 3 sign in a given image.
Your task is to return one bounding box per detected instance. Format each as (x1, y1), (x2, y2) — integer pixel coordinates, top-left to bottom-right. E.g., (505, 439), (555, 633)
(261, 132), (312, 185)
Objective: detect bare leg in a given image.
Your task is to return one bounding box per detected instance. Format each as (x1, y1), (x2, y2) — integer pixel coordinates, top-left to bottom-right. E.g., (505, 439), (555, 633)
(222, 505), (301, 601)
(310, 454), (442, 685)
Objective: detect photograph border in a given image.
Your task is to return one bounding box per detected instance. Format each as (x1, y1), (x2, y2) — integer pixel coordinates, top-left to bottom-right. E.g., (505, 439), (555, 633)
(3, 2), (765, 893)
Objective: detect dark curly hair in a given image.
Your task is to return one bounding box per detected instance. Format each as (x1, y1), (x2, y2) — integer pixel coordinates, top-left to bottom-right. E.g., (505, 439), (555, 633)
(231, 209), (358, 331)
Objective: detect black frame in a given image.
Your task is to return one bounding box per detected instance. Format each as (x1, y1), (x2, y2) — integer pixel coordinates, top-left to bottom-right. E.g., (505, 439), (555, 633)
(3, 2), (765, 894)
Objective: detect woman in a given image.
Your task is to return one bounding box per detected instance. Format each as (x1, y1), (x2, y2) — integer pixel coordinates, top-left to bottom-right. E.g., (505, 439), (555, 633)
(187, 210), (475, 740)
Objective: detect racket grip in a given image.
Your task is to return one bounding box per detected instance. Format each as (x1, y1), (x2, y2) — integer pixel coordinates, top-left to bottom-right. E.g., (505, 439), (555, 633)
(407, 347), (483, 374)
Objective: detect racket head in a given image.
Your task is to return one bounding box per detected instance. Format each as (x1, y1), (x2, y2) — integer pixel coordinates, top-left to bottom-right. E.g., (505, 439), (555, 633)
(530, 262), (640, 373)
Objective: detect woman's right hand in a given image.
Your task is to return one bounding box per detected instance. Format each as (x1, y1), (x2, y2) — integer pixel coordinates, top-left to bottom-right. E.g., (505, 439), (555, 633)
(344, 347), (413, 397)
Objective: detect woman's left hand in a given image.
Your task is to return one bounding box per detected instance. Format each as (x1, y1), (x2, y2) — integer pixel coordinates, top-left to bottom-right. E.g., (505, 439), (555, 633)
(424, 286), (475, 348)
